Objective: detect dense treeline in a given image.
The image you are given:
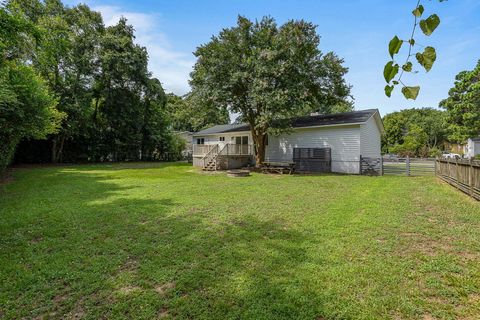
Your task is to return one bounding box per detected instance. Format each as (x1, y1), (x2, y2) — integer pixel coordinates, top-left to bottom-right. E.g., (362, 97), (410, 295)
(382, 108), (447, 157)
(1, 0), (185, 174)
(382, 60), (480, 158)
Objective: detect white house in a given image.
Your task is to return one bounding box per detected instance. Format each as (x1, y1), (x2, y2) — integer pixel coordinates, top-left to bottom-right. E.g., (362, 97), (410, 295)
(466, 137), (480, 158)
(192, 109), (384, 174)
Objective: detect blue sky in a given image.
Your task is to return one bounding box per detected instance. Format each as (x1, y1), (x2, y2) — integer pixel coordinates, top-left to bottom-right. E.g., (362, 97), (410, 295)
(67, 0), (480, 116)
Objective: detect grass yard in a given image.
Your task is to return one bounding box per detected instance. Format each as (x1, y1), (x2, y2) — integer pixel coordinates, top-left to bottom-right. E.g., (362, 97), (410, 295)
(1, 162), (480, 320)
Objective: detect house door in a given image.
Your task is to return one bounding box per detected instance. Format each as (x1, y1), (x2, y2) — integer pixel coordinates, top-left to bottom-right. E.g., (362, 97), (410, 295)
(234, 136), (248, 145)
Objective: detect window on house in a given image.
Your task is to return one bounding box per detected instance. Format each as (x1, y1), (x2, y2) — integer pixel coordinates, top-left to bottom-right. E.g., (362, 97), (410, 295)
(196, 138), (205, 144)
(219, 137), (225, 142)
(235, 136), (249, 145)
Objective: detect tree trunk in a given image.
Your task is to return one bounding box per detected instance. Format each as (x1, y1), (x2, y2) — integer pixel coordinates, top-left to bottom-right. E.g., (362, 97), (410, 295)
(58, 136), (65, 163)
(252, 131), (267, 167)
(52, 138), (58, 163)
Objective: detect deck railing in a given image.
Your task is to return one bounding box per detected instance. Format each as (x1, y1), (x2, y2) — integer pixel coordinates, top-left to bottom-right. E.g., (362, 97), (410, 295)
(202, 144), (219, 168)
(194, 144), (254, 156)
(218, 144), (253, 156)
(193, 144), (216, 156)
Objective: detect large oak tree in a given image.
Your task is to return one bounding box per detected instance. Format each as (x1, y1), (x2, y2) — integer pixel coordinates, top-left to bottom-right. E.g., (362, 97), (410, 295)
(190, 16), (352, 165)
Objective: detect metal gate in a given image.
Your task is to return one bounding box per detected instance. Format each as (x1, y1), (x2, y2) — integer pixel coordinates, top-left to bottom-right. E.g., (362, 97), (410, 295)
(293, 148), (331, 172)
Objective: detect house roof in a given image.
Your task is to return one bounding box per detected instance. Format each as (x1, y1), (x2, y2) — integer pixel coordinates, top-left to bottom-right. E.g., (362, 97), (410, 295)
(195, 123), (251, 135)
(194, 109), (380, 136)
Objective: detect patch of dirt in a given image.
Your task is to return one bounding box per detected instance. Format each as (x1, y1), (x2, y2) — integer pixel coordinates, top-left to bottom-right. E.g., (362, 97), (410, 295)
(155, 282), (176, 296)
(53, 293), (68, 304)
(118, 286), (142, 294)
(459, 251), (479, 261)
(119, 258), (139, 273)
(158, 307), (170, 318)
(426, 296), (448, 305)
(29, 236), (43, 244)
(398, 233), (455, 257)
(65, 298), (85, 319)
(423, 314), (436, 320)
(468, 293), (480, 304)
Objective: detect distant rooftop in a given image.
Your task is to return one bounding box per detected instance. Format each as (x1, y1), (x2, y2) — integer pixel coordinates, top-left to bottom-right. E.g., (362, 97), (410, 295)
(194, 109), (379, 136)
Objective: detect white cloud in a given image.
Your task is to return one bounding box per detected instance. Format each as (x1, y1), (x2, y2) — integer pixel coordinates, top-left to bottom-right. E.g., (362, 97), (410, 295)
(92, 5), (194, 95)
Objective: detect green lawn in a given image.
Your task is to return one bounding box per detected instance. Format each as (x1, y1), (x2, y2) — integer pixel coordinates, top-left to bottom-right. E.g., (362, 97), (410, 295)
(1, 163), (479, 320)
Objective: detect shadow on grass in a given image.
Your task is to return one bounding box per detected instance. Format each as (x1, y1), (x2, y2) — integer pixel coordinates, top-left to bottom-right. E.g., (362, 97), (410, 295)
(0, 166), (324, 320)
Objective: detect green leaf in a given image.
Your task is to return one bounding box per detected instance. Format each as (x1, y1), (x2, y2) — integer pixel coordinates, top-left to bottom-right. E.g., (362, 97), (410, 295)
(415, 46), (436, 72)
(412, 5), (424, 17)
(385, 85), (394, 97)
(388, 36), (403, 58)
(420, 14), (440, 36)
(401, 86), (420, 100)
(402, 62), (413, 72)
(384, 61), (399, 83)
(408, 39), (415, 46)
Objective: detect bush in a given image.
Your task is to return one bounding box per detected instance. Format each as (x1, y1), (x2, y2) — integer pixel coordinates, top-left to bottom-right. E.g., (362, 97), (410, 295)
(0, 63), (62, 174)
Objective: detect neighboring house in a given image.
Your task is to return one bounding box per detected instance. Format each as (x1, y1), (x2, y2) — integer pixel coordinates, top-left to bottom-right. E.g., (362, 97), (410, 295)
(192, 109), (383, 174)
(465, 137), (480, 158)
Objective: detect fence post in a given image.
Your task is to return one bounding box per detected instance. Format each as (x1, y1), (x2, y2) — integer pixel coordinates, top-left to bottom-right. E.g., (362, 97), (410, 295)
(455, 157), (458, 182)
(406, 156), (410, 176)
(469, 158), (474, 197)
(447, 157), (450, 179)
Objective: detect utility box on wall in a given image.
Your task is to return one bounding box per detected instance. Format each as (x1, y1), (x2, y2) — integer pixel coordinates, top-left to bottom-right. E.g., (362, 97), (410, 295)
(293, 147), (332, 173)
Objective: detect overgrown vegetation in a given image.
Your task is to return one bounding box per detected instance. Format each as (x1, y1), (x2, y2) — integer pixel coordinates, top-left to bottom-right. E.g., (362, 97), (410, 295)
(1, 163), (479, 319)
(0, 6), (63, 174)
(0, 0), (186, 173)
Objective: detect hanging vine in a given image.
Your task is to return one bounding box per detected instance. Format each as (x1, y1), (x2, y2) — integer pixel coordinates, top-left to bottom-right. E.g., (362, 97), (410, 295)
(384, 1), (443, 100)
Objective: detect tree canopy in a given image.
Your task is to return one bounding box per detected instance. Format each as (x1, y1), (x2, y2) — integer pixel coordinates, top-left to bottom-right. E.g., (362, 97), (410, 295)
(190, 16), (352, 164)
(0, 6), (62, 173)
(2, 0), (193, 169)
(166, 93), (229, 133)
(439, 60), (480, 143)
(382, 108), (447, 157)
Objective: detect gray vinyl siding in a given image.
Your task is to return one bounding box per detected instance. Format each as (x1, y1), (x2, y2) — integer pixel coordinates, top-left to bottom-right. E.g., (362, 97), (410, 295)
(265, 125), (361, 174)
(360, 116), (382, 158)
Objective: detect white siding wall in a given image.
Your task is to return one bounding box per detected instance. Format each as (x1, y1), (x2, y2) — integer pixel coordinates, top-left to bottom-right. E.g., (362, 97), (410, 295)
(360, 116), (382, 158)
(466, 139), (480, 158)
(193, 132), (252, 148)
(265, 125), (361, 174)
